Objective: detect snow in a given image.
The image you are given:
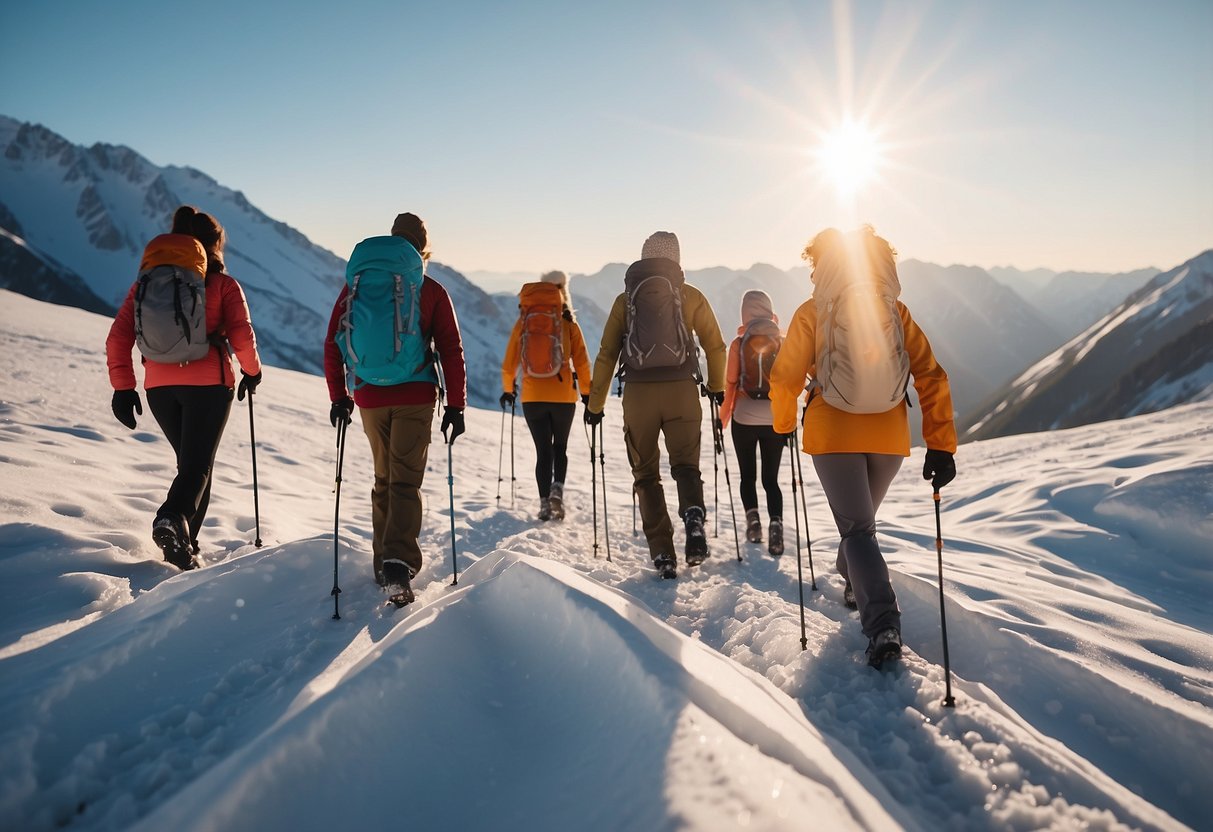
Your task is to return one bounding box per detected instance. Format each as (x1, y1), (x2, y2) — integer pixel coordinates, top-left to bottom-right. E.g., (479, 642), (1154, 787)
(1, 288), (1210, 831)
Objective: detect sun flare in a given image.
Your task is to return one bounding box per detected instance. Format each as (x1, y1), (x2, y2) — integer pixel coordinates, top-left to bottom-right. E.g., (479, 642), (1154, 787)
(814, 118), (884, 196)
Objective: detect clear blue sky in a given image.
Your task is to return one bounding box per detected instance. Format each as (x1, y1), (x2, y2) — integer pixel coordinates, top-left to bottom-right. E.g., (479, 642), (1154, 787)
(3, 0), (1211, 275)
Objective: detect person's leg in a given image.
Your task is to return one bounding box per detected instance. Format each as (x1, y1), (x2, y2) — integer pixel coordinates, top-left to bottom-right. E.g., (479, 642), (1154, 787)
(150, 386), (232, 539)
(730, 421), (760, 512)
(549, 402), (575, 486)
(622, 383), (674, 560)
(756, 426), (785, 520)
(811, 453), (901, 638)
(360, 406), (393, 583)
(663, 381), (704, 518)
(867, 454), (903, 513)
(385, 403), (435, 579)
(181, 386), (234, 545)
(522, 402), (555, 499)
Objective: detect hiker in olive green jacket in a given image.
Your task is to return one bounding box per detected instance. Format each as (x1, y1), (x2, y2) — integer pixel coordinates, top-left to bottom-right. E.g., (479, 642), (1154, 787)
(585, 231), (727, 578)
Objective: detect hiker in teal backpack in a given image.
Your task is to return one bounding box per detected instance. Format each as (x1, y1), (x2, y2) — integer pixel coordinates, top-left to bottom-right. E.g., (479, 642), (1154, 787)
(323, 212), (467, 605)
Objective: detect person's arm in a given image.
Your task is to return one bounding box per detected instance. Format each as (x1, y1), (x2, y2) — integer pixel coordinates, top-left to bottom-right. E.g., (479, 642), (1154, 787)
(588, 294), (627, 412)
(501, 318), (523, 394)
(220, 275), (261, 378)
(324, 286), (351, 402)
(901, 303), (957, 453)
(570, 321), (593, 396)
(691, 287), (727, 394)
(768, 300), (815, 435)
(105, 283), (139, 391)
(429, 281), (467, 409)
(719, 338), (741, 428)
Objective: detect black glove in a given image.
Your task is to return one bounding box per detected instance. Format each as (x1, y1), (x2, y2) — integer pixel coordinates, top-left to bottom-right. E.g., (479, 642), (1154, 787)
(330, 396), (355, 427)
(112, 389), (142, 430)
(581, 394), (590, 407)
(776, 430), (797, 448)
(442, 407), (466, 444)
(499, 391), (516, 410)
(584, 408), (604, 426)
(709, 390), (725, 406)
(237, 370), (262, 401)
(923, 449), (956, 490)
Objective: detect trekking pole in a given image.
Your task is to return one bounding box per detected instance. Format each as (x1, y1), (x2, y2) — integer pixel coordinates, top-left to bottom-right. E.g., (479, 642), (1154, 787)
(510, 400), (517, 507)
(247, 392), (263, 548)
(331, 418), (347, 620)
(496, 405), (506, 506)
(446, 431), (459, 586)
(793, 426), (817, 590)
(786, 434), (807, 650)
(597, 421), (612, 562)
(710, 398), (742, 562)
(935, 489), (956, 707)
(589, 422), (600, 559)
(711, 403), (720, 538)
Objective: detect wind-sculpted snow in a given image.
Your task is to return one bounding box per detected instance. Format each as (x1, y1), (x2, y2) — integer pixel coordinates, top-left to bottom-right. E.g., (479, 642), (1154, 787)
(0, 289), (1209, 831)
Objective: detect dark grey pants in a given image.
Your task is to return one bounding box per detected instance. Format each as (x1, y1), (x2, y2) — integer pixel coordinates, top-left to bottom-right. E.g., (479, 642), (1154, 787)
(811, 453), (903, 638)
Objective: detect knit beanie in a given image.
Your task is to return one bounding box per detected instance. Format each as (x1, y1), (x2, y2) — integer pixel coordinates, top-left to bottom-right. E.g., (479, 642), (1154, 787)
(390, 212), (429, 259)
(641, 231), (680, 264)
(539, 270), (568, 287)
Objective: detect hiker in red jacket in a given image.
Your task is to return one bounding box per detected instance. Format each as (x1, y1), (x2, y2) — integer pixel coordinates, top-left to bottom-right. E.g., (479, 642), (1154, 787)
(323, 212), (467, 604)
(106, 205), (262, 570)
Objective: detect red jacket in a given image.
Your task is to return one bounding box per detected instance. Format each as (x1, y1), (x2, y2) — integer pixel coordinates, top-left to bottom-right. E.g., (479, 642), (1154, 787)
(106, 271), (262, 390)
(324, 276), (467, 409)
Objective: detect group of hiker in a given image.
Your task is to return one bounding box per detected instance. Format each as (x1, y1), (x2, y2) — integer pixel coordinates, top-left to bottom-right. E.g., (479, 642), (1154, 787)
(105, 207), (957, 666)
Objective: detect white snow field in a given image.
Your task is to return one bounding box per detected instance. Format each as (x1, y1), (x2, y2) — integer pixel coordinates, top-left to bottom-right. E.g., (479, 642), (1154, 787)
(1, 289), (1210, 831)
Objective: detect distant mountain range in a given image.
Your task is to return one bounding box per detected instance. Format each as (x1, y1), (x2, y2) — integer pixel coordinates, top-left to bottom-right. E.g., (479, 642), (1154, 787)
(2, 114), (1206, 435)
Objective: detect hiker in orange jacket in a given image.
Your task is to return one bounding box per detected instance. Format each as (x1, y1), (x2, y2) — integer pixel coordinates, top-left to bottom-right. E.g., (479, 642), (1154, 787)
(719, 289), (786, 557)
(106, 205), (262, 570)
(500, 270), (593, 521)
(769, 225), (957, 667)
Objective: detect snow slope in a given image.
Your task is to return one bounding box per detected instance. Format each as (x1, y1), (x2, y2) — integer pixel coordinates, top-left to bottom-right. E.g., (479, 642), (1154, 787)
(1, 290), (1210, 831)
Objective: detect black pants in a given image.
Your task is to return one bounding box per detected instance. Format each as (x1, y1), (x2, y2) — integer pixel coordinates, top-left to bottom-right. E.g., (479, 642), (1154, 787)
(147, 385), (233, 545)
(730, 421), (784, 518)
(522, 401), (576, 498)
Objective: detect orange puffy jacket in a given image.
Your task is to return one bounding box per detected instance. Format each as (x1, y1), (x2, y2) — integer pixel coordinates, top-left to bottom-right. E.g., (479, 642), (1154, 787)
(769, 298), (956, 455)
(106, 271), (261, 391)
(501, 311), (592, 404)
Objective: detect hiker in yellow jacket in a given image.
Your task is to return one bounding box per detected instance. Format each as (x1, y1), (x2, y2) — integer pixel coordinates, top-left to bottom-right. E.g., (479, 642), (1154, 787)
(501, 270), (593, 521)
(769, 225), (957, 667)
(586, 231), (727, 578)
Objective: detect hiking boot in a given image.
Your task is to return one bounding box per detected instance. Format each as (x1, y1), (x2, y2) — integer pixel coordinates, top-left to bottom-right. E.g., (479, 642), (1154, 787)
(382, 560), (416, 606)
(538, 497), (552, 522)
(768, 518), (784, 557)
(683, 506), (708, 566)
(865, 628), (902, 667)
(843, 580), (857, 609)
(548, 482), (565, 521)
(654, 553), (678, 580)
(152, 514), (194, 570)
(745, 508), (762, 544)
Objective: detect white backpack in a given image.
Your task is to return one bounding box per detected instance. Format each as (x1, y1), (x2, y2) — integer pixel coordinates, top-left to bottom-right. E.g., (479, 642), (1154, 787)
(812, 257), (910, 413)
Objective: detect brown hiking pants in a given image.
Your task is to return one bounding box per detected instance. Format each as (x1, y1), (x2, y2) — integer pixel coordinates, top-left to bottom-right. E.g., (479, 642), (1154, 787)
(621, 379), (705, 560)
(360, 403), (435, 580)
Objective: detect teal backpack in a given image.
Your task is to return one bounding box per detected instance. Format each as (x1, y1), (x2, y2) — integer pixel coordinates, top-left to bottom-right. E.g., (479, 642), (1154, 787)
(336, 236), (438, 387)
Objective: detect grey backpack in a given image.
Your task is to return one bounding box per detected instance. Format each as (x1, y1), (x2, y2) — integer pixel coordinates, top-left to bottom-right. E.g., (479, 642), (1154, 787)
(622, 268), (691, 371)
(134, 233), (211, 364)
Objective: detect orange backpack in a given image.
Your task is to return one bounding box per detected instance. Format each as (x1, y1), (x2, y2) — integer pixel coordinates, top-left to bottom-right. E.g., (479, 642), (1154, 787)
(518, 282), (566, 378)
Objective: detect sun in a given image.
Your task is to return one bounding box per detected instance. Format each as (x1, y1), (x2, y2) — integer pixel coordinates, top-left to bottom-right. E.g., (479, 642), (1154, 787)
(813, 118), (884, 196)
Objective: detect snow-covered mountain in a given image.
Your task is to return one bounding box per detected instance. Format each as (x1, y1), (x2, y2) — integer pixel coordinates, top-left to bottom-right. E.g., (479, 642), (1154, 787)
(989, 265), (1158, 334)
(1, 288), (1210, 831)
(0, 115), (518, 406)
(965, 250), (1213, 440)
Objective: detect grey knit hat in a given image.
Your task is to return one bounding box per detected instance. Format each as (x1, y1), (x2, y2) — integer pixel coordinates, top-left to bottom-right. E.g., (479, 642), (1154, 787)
(641, 231), (680, 264)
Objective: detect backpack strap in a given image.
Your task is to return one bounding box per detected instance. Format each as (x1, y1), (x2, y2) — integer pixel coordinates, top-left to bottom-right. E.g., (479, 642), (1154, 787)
(342, 274), (361, 367)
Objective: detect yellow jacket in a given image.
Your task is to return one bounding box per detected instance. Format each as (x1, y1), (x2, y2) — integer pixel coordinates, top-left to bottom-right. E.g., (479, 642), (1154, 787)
(501, 315), (593, 404)
(588, 282), (727, 412)
(769, 299), (957, 455)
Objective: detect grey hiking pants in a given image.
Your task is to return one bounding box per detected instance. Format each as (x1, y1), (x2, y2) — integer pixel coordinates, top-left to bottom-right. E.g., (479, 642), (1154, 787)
(811, 453), (903, 639)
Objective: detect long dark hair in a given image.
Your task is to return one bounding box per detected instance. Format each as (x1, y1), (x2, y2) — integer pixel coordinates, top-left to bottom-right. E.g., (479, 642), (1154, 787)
(172, 205), (226, 274)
